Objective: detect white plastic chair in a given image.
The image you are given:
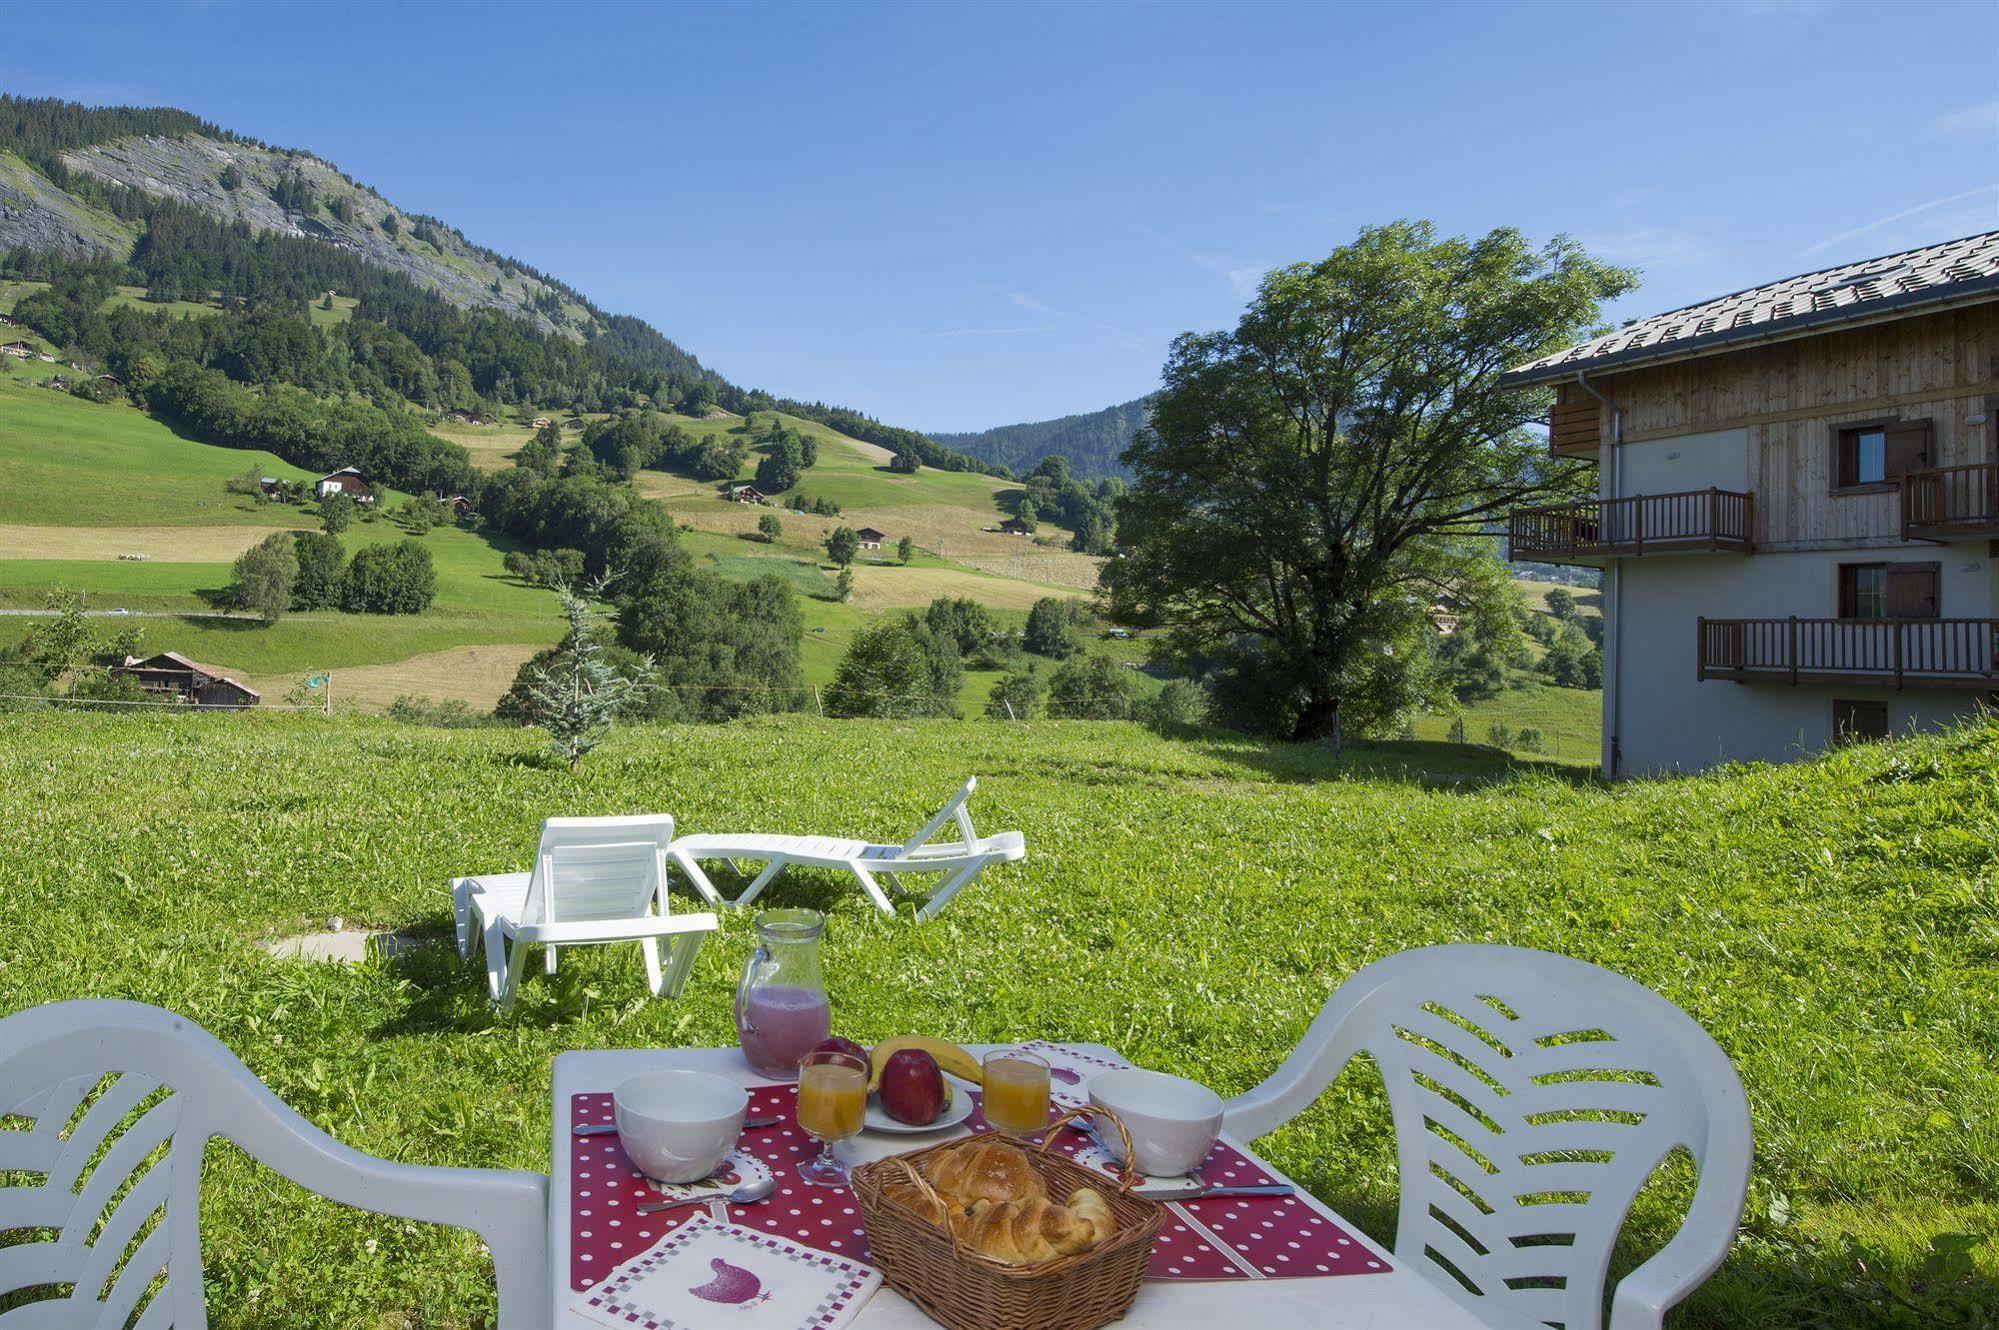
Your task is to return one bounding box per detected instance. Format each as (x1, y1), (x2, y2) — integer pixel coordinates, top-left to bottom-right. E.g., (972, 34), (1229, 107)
(1223, 945), (1752, 1330)
(0, 1000), (549, 1328)
(452, 814), (718, 1009)
(666, 776), (1026, 921)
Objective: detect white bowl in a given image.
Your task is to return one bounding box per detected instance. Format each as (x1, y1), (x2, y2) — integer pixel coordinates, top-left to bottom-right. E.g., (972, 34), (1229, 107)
(614, 1070), (748, 1183)
(1086, 1068), (1224, 1177)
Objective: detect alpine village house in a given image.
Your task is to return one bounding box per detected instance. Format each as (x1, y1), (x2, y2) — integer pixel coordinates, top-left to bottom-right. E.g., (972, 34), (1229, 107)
(1503, 230), (1999, 776)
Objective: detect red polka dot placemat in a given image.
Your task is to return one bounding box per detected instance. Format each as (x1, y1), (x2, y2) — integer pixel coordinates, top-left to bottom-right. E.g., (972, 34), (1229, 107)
(568, 1086), (1385, 1290)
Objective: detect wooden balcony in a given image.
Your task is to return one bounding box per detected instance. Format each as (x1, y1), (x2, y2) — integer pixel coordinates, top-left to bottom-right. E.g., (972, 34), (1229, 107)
(1902, 463), (1999, 541)
(1510, 489), (1755, 565)
(1697, 617), (1999, 689)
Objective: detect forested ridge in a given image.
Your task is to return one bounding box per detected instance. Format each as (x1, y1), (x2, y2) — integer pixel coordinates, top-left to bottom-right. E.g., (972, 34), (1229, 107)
(0, 94), (1002, 477)
(933, 395), (1153, 479)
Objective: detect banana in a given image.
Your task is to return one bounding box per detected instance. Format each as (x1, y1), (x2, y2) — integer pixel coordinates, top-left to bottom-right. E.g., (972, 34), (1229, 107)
(868, 1035), (984, 1090)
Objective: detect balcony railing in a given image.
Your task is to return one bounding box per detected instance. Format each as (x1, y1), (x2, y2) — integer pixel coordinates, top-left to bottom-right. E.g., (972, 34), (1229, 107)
(1510, 489), (1755, 565)
(1902, 463), (1999, 541)
(1697, 617), (1999, 689)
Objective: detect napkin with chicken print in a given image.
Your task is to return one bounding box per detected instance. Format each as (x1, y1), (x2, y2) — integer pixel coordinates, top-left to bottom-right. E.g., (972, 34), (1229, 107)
(572, 1213), (880, 1330)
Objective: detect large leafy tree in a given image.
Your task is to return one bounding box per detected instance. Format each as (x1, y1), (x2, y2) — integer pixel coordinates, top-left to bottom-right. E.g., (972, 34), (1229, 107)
(1103, 222), (1632, 740)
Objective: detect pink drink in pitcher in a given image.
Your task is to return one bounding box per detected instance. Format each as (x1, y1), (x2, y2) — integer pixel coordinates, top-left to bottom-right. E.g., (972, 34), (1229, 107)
(735, 910), (833, 1080)
(738, 984), (832, 1079)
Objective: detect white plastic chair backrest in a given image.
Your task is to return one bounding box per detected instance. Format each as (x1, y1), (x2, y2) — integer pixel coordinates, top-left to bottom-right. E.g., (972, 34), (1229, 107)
(1223, 946), (1751, 1330)
(520, 814), (674, 927)
(0, 1002), (331, 1327)
(899, 777), (979, 855)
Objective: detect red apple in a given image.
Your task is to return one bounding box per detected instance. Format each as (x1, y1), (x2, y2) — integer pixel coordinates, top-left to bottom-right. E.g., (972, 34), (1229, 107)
(814, 1036), (869, 1067)
(879, 1048), (945, 1125)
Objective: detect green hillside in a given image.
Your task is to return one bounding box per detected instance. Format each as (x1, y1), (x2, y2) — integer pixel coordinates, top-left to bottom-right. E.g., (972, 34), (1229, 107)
(0, 372), (1139, 714)
(0, 366), (568, 699)
(1, 712), (1992, 1329)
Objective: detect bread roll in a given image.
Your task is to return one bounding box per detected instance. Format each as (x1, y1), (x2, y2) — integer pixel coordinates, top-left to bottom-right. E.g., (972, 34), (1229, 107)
(921, 1138), (1047, 1207)
(950, 1186), (1118, 1265)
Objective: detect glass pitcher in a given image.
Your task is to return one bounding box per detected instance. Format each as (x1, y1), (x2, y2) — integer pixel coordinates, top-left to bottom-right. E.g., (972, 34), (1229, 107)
(734, 908), (833, 1080)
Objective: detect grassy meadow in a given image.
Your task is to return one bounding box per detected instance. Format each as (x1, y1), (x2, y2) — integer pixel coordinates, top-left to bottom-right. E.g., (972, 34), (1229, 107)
(0, 712), (1991, 1327)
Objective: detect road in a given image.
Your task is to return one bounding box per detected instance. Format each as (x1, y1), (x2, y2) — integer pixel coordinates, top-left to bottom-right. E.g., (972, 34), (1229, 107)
(0, 608), (261, 620)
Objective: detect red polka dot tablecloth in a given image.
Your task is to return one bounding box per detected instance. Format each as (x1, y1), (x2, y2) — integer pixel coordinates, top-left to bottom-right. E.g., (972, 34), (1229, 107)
(568, 1087), (1384, 1291)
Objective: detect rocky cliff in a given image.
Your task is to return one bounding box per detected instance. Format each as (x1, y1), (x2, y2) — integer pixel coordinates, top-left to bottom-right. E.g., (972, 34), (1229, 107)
(1, 133), (589, 337)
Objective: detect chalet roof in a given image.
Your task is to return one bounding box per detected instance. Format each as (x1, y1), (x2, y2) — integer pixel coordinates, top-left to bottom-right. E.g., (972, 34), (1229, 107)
(320, 467), (369, 481)
(854, 527), (888, 541)
(1501, 230), (1999, 389)
(125, 651), (225, 676)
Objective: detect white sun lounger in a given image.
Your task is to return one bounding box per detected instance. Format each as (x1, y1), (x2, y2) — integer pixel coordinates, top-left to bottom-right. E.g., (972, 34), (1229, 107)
(666, 777), (1025, 922)
(451, 814), (718, 1009)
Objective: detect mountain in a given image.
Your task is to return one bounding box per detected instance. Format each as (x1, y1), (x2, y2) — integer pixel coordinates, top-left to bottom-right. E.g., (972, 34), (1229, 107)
(0, 94), (989, 474)
(931, 395), (1152, 480)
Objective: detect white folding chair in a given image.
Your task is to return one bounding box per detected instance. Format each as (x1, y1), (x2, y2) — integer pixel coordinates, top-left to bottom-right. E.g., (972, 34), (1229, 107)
(451, 814), (717, 1009)
(1224, 945), (1752, 1330)
(0, 1000), (549, 1329)
(666, 777), (1025, 921)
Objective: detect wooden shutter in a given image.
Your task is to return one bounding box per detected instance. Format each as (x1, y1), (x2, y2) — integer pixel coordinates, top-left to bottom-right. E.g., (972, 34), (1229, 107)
(1885, 562), (1939, 620)
(1883, 419), (1933, 478)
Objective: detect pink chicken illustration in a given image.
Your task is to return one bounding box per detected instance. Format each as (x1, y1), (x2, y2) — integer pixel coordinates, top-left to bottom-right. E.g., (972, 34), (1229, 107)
(689, 1256), (771, 1307)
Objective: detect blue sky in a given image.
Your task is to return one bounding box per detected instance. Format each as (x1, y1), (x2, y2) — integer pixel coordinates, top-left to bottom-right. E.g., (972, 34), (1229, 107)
(5, 1), (1996, 431)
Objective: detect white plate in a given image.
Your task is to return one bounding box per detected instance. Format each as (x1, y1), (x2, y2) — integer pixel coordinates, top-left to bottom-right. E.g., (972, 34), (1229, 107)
(864, 1082), (977, 1135)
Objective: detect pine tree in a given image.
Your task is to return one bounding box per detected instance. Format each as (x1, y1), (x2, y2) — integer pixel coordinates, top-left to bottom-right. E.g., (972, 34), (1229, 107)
(523, 584), (656, 769)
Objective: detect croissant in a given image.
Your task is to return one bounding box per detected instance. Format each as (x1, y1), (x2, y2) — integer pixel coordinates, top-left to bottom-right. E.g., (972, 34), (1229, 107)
(950, 1187), (1117, 1265)
(921, 1138), (1047, 1207)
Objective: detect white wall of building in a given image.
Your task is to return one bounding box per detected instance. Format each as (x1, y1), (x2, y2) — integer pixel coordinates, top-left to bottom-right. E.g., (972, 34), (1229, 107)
(1610, 537), (1995, 775)
(1613, 428), (1751, 497)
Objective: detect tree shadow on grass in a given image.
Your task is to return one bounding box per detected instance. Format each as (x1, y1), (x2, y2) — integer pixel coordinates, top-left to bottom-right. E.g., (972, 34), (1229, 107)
(1189, 735), (1602, 792)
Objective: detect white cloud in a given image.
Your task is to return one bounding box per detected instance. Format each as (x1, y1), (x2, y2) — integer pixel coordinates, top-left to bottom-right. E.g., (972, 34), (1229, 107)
(1576, 225), (1713, 267)
(1801, 185), (1999, 257)
(1929, 100), (1999, 141)
(1007, 291), (1053, 314)
(1224, 265), (1267, 297)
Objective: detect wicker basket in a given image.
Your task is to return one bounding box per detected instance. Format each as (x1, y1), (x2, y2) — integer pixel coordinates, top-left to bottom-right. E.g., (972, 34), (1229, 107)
(850, 1108), (1163, 1330)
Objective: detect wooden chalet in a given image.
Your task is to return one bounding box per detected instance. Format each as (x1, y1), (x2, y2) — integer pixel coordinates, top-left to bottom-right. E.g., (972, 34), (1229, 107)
(854, 527), (889, 549)
(726, 483), (768, 505)
(997, 517), (1032, 536)
(112, 653), (262, 709)
(315, 467), (377, 504)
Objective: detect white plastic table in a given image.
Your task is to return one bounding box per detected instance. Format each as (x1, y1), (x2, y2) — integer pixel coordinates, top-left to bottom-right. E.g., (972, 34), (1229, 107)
(549, 1047), (1487, 1329)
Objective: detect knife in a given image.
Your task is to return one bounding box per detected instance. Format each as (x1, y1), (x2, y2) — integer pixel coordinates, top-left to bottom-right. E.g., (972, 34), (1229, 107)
(1139, 1183), (1296, 1202)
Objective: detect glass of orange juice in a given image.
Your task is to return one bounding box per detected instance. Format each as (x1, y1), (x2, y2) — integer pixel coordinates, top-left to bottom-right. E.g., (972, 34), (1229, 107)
(795, 1048), (868, 1186)
(981, 1050), (1052, 1138)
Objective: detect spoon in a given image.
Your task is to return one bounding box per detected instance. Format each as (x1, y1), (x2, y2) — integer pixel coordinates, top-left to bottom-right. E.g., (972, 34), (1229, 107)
(636, 1176), (777, 1214)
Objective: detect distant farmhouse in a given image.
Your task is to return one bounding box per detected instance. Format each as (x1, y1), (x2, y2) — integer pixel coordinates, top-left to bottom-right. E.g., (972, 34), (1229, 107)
(315, 467), (377, 504)
(726, 483), (767, 505)
(112, 652), (261, 709)
(0, 341), (35, 359)
(854, 527), (889, 550)
(997, 517), (1032, 536)
(258, 476), (285, 500)
(530, 416), (553, 430)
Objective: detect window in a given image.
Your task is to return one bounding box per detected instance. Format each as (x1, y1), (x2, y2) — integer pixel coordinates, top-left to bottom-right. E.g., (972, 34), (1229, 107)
(1834, 418), (1934, 490)
(1832, 699), (1888, 743)
(1838, 562), (1939, 620)
(1839, 563), (1887, 619)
